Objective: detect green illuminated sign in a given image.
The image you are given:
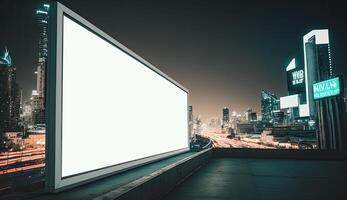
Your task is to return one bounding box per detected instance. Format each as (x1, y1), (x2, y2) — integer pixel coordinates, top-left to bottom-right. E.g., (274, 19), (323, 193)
(313, 77), (341, 100)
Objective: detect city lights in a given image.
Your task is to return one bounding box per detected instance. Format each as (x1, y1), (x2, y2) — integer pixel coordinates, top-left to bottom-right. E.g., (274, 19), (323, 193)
(0, 1), (346, 197)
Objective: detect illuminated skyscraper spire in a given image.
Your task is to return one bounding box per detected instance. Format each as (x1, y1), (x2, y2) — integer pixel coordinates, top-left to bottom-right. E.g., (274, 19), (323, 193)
(0, 47), (12, 66)
(36, 3), (50, 63)
(0, 47), (20, 132)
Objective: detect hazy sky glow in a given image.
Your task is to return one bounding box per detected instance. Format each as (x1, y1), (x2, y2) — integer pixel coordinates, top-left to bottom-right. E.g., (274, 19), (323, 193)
(1, 0), (346, 120)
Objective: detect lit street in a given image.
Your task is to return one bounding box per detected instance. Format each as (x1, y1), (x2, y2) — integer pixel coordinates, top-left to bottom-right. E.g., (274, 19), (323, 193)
(200, 130), (274, 149)
(0, 148), (45, 175)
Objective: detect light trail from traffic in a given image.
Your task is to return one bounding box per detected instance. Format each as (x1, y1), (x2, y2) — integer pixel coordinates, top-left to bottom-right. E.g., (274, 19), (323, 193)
(200, 130), (275, 149)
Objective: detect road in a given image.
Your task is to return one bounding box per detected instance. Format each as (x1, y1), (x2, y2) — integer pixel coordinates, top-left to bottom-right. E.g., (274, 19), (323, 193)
(0, 148), (45, 175)
(200, 130), (275, 149)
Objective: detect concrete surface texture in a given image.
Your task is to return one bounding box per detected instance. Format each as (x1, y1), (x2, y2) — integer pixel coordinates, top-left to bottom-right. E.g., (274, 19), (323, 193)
(165, 158), (347, 200)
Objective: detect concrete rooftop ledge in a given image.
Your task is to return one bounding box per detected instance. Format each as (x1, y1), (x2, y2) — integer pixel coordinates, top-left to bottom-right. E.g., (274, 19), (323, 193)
(5, 147), (347, 200)
(12, 149), (212, 200)
(94, 148), (212, 200)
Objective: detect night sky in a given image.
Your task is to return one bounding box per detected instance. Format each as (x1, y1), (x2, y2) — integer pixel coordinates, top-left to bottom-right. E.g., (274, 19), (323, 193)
(1, 0), (346, 120)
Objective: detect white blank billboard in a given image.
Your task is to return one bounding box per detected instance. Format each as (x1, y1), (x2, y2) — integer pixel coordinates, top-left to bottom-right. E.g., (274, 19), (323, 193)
(47, 3), (189, 191)
(280, 94), (299, 109)
(62, 16), (188, 178)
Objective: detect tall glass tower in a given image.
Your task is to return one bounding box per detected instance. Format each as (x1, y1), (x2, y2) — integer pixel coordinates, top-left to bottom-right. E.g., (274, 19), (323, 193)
(303, 29), (345, 149)
(188, 105), (193, 136)
(0, 48), (20, 133)
(222, 107), (229, 128)
(36, 3), (49, 98)
(302, 29), (332, 117)
(33, 3), (50, 124)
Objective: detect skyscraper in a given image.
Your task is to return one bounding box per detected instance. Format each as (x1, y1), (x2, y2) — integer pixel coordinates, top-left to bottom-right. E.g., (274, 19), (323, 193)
(250, 112), (257, 122)
(0, 48), (20, 133)
(222, 107), (229, 128)
(188, 105), (193, 123)
(303, 29), (346, 149)
(188, 105), (193, 136)
(261, 90), (279, 125)
(33, 3), (50, 124)
(245, 108), (252, 122)
(302, 29), (333, 118)
(284, 58), (305, 119)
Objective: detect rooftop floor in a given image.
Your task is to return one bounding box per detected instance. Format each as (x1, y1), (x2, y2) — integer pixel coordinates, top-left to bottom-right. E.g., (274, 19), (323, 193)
(2, 151), (196, 200)
(3, 148), (347, 200)
(165, 157), (347, 200)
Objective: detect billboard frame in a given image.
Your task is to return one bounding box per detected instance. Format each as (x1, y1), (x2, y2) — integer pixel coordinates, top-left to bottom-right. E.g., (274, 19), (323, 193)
(46, 2), (190, 192)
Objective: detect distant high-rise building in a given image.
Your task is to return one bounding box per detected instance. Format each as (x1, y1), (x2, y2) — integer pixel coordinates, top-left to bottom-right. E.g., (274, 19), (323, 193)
(188, 105), (193, 123)
(0, 48), (21, 133)
(194, 116), (202, 135)
(273, 110), (284, 125)
(31, 90), (45, 125)
(188, 105), (193, 136)
(33, 3), (50, 124)
(244, 108), (257, 122)
(222, 107), (229, 128)
(261, 90), (279, 125)
(0, 47), (12, 66)
(20, 101), (33, 125)
(250, 112), (257, 122)
(245, 108), (253, 122)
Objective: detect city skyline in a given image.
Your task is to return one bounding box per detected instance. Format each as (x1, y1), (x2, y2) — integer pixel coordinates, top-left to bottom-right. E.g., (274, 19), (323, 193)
(1, 1), (347, 197)
(1, 0), (346, 120)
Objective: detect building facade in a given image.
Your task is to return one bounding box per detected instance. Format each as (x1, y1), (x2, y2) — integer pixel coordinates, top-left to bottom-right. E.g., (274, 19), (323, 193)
(261, 90), (279, 125)
(33, 4), (50, 124)
(0, 48), (21, 133)
(302, 29), (333, 118)
(222, 107), (229, 128)
(303, 29), (345, 149)
(188, 105), (193, 136)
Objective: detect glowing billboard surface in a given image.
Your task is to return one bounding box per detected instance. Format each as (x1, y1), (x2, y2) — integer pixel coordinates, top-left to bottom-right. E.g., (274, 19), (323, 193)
(47, 3), (189, 191)
(280, 94), (299, 109)
(62, 16), (188, 177)
(313, 77), (341, 100)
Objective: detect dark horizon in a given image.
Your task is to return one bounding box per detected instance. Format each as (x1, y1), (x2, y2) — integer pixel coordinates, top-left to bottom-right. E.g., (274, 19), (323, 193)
(1, 0), (346, 120)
